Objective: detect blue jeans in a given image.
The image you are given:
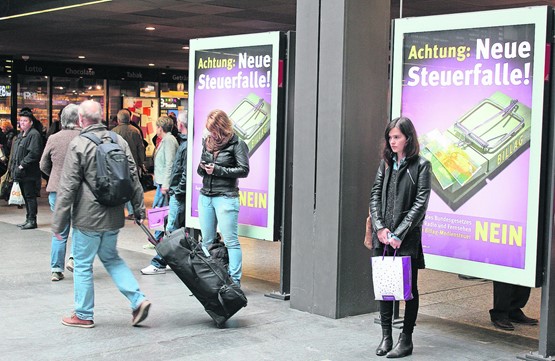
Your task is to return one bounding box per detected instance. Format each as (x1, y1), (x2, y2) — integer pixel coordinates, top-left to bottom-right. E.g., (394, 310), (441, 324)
(72, 228), (146, 320)
(49, 192), (71, 272)
(151, 194), (185, 268)
(198, 194), (242, 283)
(125, 201), (134, 216)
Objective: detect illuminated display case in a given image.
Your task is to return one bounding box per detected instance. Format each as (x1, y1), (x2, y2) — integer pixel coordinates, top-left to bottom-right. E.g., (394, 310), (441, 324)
(51, 77), (106, 121)
(17, 75), (49, 130)
(0, 77), (11, 124)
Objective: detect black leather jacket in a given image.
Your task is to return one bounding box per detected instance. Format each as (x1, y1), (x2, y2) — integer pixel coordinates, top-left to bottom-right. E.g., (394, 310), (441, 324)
(197, 134), (249, 197)
(168, 134), (187, 199)
(369, 156), (431, 264)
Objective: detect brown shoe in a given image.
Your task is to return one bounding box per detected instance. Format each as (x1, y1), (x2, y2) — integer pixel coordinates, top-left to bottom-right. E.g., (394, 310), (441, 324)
(61, 314), (94, 328)
(132, 300), (151, 326)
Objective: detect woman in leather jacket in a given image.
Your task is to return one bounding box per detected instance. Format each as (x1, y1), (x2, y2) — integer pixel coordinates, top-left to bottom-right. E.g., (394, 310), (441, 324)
(197, 109), (249, 286)
(369, 117), (431, 358)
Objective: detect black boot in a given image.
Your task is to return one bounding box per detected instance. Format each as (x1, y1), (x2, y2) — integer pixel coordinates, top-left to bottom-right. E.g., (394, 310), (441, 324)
(17, 218), (29, 227)
(20, 220), (37, 230)
(376, 327), (393, 356)
(386, 333), (413, 358)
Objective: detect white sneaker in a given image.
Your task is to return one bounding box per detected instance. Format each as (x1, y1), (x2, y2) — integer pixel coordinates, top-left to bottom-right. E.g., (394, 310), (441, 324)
(141, 265), (166, 275)
(165, 265), (172, 271)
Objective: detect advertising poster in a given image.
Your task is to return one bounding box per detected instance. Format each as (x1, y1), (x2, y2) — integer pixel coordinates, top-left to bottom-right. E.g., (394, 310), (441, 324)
(186, 32), (282, 240)
(390, 7), (549, 286)
(123, 97), (159, 157)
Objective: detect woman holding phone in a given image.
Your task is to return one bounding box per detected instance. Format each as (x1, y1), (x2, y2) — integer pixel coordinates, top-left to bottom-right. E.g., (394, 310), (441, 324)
(369, 117), (431, 358)
(197, 109), (249, 286)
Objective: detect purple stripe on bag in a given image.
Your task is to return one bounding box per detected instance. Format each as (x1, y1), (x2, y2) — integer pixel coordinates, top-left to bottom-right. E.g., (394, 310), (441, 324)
(402, 257), (413, 301)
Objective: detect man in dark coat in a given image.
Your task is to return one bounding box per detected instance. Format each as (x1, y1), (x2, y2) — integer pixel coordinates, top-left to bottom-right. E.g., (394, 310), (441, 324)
(11, 109), (43, 229)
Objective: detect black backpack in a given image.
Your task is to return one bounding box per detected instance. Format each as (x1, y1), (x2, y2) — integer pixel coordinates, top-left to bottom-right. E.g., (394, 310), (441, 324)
(81, 131), (134, 206)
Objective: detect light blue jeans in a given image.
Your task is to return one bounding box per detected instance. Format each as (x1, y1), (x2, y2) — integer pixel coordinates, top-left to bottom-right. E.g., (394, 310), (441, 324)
(72, 228), (146, 320)
(125, 201), (134, 216)
(198, 194), (242, 284)
(49, 192), (71, 272)
(151, 194), (185, 269)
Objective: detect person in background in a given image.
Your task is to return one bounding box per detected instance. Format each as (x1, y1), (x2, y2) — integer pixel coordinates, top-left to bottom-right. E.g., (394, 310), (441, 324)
(149, 115), (178, 246)
(369, 117), (431, 358)
(197, 109), (249, 287)
(489, 282), (538, 331)
(1, 120), (16, 157)
(112, 109), (146, 220)
(141, 111), (188, 275)
(11, 109), (44, 230)
(52, 100), (150, 328)
(40, 104), (81, 282)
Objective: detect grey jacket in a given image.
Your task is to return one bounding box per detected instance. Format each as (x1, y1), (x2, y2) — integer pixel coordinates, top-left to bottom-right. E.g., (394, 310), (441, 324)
(40, 128), (81, 192)
(52, 123), (146, 233)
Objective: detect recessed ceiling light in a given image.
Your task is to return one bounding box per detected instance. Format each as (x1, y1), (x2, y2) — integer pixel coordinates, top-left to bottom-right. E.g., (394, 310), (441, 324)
(182, 46), (189, 50)
(146, 27), (156, 31)
(148, 63), (155, 67)
(78, 55), (86, 59)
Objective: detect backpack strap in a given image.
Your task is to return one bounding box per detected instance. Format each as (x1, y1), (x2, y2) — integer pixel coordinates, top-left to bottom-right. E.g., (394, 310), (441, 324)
(80, 132), (102, 145)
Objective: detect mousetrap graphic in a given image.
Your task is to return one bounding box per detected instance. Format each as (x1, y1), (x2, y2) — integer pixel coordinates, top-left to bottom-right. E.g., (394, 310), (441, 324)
(229, 93), (271, 157)
(419, 91), (531, 210)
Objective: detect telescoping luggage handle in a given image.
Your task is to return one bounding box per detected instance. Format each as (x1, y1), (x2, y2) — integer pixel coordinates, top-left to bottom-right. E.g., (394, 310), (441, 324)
(136, 220), (159, 246)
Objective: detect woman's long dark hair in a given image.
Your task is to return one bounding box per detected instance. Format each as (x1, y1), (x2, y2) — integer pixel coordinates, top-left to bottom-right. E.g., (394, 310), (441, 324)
(382, 116), (420, 167)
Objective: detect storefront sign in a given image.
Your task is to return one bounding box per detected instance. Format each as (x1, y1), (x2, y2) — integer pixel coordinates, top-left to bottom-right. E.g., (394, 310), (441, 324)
(0, 85), (10, 97)
(390, 6), (549, 286)
(186, 32), (282, 240)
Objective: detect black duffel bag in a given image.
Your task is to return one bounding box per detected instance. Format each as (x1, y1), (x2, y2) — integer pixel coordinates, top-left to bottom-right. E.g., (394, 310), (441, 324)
(140, 225), (247, 327)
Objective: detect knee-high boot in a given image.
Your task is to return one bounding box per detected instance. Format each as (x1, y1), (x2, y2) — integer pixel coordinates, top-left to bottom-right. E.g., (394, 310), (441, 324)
(386, 333), (413, 358)
(376, 327), (393, 356)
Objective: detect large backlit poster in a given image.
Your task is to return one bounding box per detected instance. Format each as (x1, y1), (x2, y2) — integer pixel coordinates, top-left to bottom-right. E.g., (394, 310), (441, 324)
(186, 32), (282, 240)
(390, 7), (550, 286)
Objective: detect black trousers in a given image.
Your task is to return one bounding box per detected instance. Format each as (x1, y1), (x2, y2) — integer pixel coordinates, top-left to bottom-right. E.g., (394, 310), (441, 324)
(489, 281), (531, 321)
(379, 259), (419, 335)
(19, 179), (38, 221)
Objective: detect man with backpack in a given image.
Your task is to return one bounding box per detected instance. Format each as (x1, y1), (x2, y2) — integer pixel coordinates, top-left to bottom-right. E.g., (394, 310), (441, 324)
(52, 100), (151, 328)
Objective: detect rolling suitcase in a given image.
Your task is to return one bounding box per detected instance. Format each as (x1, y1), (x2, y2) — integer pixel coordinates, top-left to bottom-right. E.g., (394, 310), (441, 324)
(137, 222), (247, 327)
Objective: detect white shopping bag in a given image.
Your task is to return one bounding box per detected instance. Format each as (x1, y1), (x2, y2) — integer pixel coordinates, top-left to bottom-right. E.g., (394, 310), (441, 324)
(8, 182), (25, 206)
(371, 250), (413, 301)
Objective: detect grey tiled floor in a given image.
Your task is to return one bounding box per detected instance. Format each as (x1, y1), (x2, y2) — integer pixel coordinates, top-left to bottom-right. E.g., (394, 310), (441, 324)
(0, 187), (542, 360)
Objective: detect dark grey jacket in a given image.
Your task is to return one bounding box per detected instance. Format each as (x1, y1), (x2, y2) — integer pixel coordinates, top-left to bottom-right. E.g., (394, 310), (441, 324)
(197, 134), (249, 197)
(168, 133), (187, 199)
(369, 156), (431, 266)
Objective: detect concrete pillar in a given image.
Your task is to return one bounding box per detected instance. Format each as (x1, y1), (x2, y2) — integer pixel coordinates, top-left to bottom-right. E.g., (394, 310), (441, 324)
(290, 0), (390, 318)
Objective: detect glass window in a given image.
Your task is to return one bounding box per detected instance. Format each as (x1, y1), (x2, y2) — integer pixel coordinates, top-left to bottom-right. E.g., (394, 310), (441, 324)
(52, 77), (106, 123)
(17, 75), (49, 131)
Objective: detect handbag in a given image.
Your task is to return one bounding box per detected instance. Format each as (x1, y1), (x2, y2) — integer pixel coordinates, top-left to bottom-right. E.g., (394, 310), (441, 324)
(372, 248), (413, 301)
(8, 181), (25, 206)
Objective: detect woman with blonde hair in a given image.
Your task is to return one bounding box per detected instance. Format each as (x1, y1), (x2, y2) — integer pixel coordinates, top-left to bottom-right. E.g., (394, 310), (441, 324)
(197, 109), (249, 286)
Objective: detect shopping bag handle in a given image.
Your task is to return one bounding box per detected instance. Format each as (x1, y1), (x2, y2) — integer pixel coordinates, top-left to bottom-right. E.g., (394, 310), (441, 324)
(382, 247), (397, 260)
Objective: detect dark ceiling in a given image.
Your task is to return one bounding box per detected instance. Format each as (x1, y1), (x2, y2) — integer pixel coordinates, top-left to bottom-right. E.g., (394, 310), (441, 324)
(0, 0), (552, 71)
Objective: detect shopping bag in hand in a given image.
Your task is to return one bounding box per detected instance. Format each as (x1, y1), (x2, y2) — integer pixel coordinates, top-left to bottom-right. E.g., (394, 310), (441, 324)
(371, 249), (413, 301)
(8, 181), (25, 206)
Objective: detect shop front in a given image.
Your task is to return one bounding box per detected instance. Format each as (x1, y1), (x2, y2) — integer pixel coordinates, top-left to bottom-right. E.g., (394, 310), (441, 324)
(3, 58), (187, 156)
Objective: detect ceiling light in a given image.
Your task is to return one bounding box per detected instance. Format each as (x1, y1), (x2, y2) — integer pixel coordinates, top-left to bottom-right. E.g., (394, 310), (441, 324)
(5, 65), (11, 68)
(5, 60), (13, 63)
(182, 46), (189, 50)
(145, 27), (156, 31)
(78, 55), (86, 59)
(148, 63), (155, 67)
(0, 0), (112, 21)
